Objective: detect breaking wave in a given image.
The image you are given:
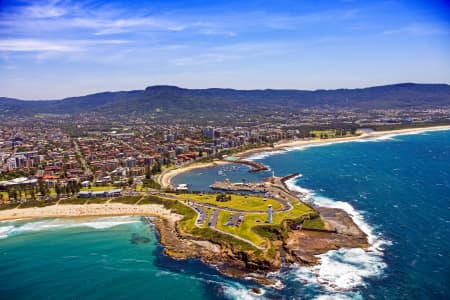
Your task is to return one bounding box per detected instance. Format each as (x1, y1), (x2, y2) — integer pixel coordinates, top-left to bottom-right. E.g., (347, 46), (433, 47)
(284, 177), (389, 293)
(0, 216), (140, 239)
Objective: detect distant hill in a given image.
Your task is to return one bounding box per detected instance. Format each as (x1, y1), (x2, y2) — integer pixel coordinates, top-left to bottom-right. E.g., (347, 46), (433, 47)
(1, 83), (449, 117)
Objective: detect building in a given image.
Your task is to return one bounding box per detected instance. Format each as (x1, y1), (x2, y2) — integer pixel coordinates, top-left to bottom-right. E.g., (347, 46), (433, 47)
(125, 157), (136, 168)
(202, 127), (215, 140)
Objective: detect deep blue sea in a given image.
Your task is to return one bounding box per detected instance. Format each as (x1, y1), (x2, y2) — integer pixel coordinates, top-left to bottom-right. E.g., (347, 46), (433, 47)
(1, 129), (449, 299)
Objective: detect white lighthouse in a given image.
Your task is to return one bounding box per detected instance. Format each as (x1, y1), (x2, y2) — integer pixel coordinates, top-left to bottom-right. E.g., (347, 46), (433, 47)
(268, 204), (273, 224)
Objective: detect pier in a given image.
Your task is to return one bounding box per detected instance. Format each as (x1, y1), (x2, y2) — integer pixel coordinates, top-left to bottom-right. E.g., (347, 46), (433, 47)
(234, 160), (269, 172)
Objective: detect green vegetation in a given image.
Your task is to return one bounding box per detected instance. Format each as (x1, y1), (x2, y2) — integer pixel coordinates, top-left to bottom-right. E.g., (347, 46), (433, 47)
(80, 186), (121, 191)
(85, 198), (110, 204)
(143, 195), (257, 252)
(110, 196), (141, 204)
(302, 216), (325, 229)
(0, 202), (20, 210)
(19, 199), (58, 208)
(216, 193), (231, 202)
(310, 129), (356, 139)
(0, 192), (9, 202)
(60, 197), (87, 205)
(0, 190), (323, 257)
(216, 211), (267, 246)
(173, 193), (282, 211)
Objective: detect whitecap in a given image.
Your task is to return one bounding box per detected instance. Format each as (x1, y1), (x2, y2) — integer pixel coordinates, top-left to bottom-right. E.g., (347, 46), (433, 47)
(0, 225), (14, 239)
(244, 150), (287, 161)
(286, 178), (390, 293)
(0, 216), (140, 239)
(222, 282), (266, 300)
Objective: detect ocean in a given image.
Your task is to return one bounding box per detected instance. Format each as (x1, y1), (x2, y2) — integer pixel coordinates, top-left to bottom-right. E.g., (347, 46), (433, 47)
(1, 129), (449, 299)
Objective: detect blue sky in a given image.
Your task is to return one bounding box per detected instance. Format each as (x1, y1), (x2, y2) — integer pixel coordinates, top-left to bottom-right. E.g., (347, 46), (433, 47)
(0, 0), (449, 99)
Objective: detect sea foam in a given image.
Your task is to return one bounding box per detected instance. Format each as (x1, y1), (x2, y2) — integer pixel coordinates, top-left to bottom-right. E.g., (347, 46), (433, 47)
(0, 216), (140, 239)
(285, 176), (389, 292)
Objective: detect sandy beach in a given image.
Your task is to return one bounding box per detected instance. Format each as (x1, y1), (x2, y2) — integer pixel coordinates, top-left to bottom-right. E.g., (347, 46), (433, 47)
(158, 160), (231, 188)
(0, 203), (181, 222)
(160, 125), (450, 188)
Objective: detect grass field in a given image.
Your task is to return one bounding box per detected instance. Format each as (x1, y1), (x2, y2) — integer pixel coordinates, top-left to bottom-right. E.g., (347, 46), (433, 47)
(216, 211), (267, 246)
(214, 201), (315, 247)
(173, 193), (282, 211)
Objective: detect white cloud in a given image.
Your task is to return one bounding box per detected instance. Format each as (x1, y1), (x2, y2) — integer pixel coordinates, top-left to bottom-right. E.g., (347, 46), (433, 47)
(22, 0), (67, 18)
(0, 39), (128, 52)
(383, 23), (450, 36)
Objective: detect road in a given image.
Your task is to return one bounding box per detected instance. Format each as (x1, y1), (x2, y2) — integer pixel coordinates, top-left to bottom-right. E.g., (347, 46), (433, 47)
(73, 139), (92, 176)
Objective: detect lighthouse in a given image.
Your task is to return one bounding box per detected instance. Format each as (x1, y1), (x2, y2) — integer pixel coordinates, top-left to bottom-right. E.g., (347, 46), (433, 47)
(268, 204), (273, 224)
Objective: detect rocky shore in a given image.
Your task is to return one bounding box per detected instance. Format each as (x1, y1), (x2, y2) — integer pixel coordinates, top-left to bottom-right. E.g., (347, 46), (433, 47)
(151, 201), (368, 285)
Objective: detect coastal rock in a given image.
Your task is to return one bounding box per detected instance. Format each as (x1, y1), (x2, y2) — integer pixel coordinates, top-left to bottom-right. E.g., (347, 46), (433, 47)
(151, 203), (368, 286)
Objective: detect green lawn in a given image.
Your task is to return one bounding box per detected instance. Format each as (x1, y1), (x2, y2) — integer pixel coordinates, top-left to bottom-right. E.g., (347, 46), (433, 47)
(214, 201), (314, 247)
(216, 211), (268, 247)
(271, 201), (313, 224)
(173, 193), (282, 211)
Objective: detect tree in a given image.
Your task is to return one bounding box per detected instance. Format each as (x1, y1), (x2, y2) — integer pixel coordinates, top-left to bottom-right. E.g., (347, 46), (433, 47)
(145, 166), (151, 179)
(216, 193), (231, 202)
(55, 183), (61, 198)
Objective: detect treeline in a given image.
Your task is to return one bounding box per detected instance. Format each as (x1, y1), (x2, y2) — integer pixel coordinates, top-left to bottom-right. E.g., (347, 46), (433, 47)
(2, 180), (81, 202)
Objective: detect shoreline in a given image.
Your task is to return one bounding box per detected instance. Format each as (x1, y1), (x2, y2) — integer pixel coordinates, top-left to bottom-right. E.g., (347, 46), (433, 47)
(0, 203), (181, 223)
(160, 124), (450, 188)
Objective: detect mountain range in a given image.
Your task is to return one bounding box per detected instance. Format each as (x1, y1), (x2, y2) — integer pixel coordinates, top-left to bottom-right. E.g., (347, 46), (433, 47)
(1, 83), (449, 117)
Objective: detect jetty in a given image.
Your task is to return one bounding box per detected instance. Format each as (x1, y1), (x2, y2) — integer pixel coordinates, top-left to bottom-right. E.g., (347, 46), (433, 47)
(235, 160), (269, 172)
(222, 157), (268, 172)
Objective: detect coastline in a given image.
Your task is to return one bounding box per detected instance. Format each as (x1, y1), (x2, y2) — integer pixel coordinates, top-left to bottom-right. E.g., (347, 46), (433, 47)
(159, 160), (231, 188)
(160, 124), (450, 188)
(0, 203), (181, 223)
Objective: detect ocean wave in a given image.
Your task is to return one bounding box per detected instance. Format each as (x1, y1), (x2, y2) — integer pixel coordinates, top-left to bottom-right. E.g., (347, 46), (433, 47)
(222, 282), (266, 300)
(285, 177), (389, 293)
(244, 150), (287, 160)
(0, 216), (140, 239)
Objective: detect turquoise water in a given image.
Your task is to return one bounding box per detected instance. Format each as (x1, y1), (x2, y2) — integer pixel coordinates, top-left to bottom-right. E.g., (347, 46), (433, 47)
(0, 217), (256, 300)
(1, 129), (449, 299)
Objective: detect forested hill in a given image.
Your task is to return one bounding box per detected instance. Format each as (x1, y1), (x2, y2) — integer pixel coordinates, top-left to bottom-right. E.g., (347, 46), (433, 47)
(1, 83), (449, 116)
